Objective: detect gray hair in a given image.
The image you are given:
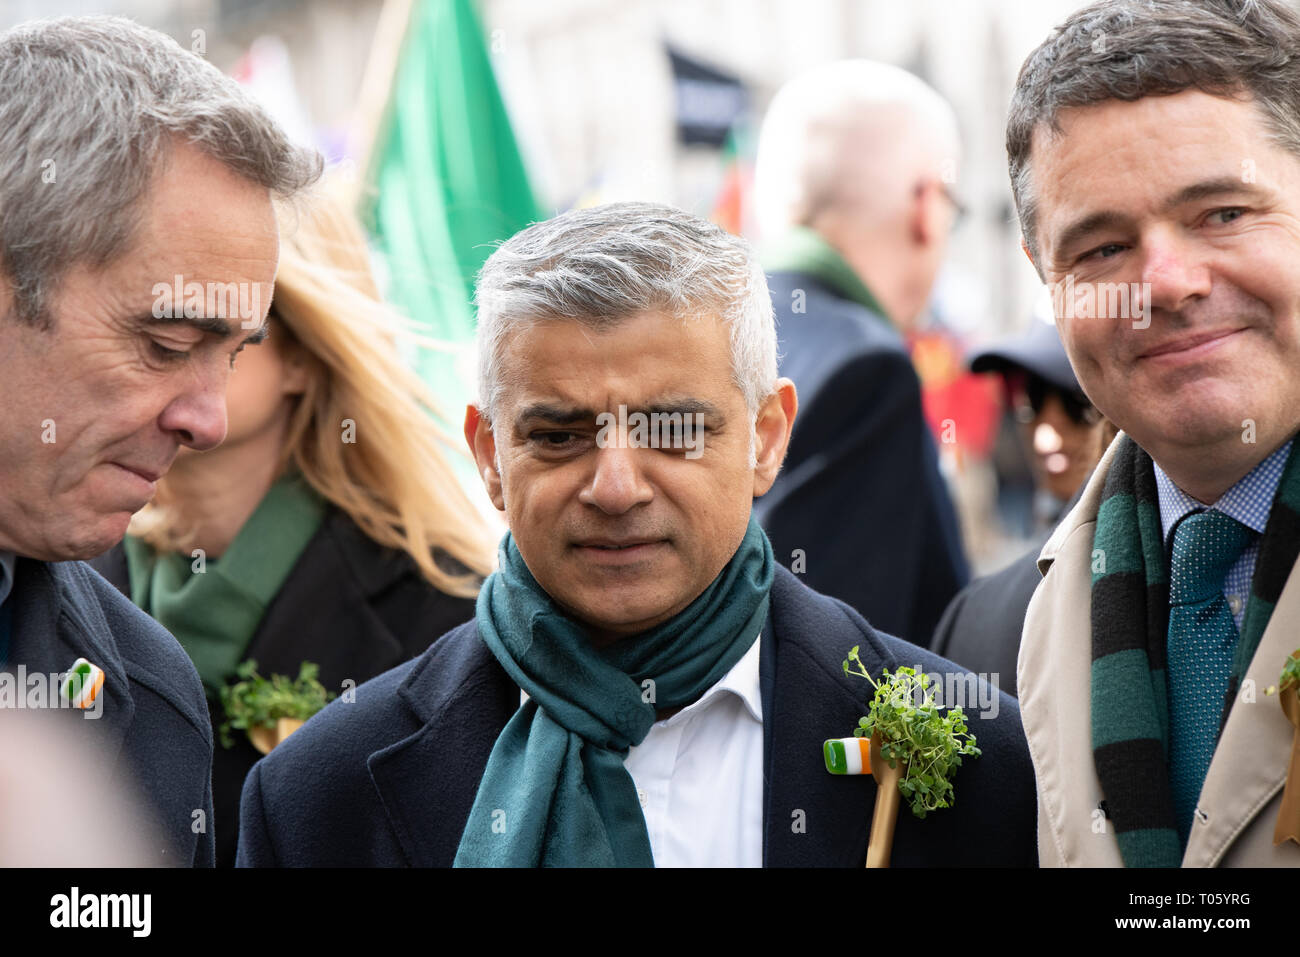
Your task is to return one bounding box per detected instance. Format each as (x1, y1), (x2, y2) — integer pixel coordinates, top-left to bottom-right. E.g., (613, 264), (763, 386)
(0, 15), (322, 327)
(474, 201), (778, 425)
(1008, 0), (1300, 268)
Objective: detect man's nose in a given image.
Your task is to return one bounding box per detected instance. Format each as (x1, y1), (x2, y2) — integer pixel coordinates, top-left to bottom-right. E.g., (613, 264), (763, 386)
(158, 370), (229, 451)
(579, 443), (653, 514)
(1137, 225), (1213, 315)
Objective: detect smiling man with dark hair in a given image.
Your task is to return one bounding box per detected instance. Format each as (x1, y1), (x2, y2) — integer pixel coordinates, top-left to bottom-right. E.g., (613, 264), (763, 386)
(1009, 0), (1300, 866)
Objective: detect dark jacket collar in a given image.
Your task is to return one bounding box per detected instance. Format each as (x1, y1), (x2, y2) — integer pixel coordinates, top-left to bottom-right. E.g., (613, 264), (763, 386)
(368, 565), (894, 867)
(6, 558), (137, 767)
(245, 508), (410, 683)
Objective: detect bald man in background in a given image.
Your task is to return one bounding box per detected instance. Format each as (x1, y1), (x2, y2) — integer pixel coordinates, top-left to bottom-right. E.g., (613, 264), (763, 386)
(752, 60), (968, 644)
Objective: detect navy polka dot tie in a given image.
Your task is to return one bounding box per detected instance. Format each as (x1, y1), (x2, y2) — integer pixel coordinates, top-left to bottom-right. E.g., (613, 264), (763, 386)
(1166, 508), (1254, 843)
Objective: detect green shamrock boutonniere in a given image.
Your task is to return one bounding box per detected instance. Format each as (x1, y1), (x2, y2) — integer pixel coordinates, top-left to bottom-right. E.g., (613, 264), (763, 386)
(824, 645), (981, 866)
(218, 659), (335, 753)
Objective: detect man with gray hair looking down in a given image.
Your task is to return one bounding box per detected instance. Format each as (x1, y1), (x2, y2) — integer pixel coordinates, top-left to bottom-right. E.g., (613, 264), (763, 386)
(0, 16), (320, 865)
(238, 201), (1036, 868)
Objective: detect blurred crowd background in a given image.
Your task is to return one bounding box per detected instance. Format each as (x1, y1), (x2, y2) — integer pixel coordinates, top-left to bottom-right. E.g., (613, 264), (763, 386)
(1, 0), (1095, 575)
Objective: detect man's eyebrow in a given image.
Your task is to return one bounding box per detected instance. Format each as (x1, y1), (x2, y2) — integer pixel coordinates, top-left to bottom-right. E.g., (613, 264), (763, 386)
(142, 313), (268, 346)
(1052, 178), (1268, 258)
(514, 402), (596, 429)
(511, 398), (725, 429)
(1162, 177), (1264, 210)
(1052, 211), (1132, 259)
(642, 398), (724, 419)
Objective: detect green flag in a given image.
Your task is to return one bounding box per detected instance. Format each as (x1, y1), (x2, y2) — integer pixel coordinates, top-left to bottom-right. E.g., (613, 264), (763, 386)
(363, 0), (542, 414)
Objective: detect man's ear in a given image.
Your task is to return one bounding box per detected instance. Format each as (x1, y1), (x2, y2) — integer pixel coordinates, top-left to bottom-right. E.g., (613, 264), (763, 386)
(1021, 237), (1045, 283)
(912, 179), (946, 247)
(752, 378), (798, 498)
(464, 403), (505, 511)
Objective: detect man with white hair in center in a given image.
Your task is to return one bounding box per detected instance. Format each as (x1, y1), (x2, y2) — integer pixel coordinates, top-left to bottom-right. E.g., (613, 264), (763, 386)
(753, 60), (969, 647)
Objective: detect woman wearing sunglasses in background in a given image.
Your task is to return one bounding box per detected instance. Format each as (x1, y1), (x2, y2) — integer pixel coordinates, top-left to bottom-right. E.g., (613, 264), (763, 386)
(972, 318), (1111, 530)
(929, 317), (1115, 696)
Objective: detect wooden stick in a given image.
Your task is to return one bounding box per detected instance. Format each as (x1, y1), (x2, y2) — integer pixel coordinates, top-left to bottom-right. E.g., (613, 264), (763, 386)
(865, 731), (903, 868)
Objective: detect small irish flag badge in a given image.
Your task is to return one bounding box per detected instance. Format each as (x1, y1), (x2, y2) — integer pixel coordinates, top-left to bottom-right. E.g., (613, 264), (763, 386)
(61, 658), (105, 710)
(823, 736), (873, 776)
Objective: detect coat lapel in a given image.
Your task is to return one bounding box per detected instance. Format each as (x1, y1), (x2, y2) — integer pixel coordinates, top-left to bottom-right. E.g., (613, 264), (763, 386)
(762, 567), (881, 867)
(366, 623), (516, 867)
(6, 559), (136, 770)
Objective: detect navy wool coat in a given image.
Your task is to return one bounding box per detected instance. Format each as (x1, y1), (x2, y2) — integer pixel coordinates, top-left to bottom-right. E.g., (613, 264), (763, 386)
(237, 565), (1036, 867)
(6, 557), (214, 866)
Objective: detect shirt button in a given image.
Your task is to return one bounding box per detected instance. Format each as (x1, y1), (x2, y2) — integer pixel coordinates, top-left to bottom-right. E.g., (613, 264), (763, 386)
(1227, 594), (1242, 615)
(637, 788), (647, 808)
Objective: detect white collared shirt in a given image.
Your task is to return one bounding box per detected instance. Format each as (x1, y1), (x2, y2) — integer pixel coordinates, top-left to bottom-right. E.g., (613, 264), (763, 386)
(518, 632), (765, 867)
(623, 632), (763, 867)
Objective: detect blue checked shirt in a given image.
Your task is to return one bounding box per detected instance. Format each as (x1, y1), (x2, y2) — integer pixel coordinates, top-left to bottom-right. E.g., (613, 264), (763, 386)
(1153, 439), (1293, 631)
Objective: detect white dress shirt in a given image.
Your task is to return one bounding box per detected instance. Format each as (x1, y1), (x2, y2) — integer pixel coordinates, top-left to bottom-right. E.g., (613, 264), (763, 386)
(518, 631), (765, 867)
(623, 632), (764, 867)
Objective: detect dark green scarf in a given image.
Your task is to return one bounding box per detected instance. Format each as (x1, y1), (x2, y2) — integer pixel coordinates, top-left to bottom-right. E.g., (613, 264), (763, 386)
(1090, 435), (1300, 866)
(759, 226), (890, 323)
(454, 515), (774, 867)
(123, 472), (326, 696)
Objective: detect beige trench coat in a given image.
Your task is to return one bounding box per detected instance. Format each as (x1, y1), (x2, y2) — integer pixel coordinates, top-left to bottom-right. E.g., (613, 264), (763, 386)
(1018, 435), (1300, 866)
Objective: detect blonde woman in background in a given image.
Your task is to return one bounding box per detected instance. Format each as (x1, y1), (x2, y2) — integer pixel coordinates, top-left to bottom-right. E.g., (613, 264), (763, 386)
(92, 186), (497, 866)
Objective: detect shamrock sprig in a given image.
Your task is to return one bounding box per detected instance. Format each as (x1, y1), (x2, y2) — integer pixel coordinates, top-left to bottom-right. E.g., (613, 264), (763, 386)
(843, 646), (981, 819)
(1281, 652), (1300, 691)
(1265, 650), (1300, 698)
(218, 659), (335, 749)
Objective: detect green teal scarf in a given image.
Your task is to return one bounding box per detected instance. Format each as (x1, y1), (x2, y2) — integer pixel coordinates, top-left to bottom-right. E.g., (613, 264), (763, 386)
(454, 515), (774, 867)
(1090, 435), (1300, 866)
(123, 472), (326, 696)
(759, 225), (890, 323)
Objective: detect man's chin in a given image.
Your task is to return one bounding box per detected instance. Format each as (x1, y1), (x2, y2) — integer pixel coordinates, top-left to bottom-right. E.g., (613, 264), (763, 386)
(555, 592), (689, 642)
(1130, 411), (1244, 454)
(55, 512), (134, 562)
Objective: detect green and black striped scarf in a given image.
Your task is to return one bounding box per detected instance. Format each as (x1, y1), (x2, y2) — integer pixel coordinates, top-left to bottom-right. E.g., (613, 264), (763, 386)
(1090, 434), (1300, 867)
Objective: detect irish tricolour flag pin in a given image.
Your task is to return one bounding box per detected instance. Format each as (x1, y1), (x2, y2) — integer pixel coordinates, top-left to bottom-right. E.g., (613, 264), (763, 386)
(61, 658), (105, 709)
